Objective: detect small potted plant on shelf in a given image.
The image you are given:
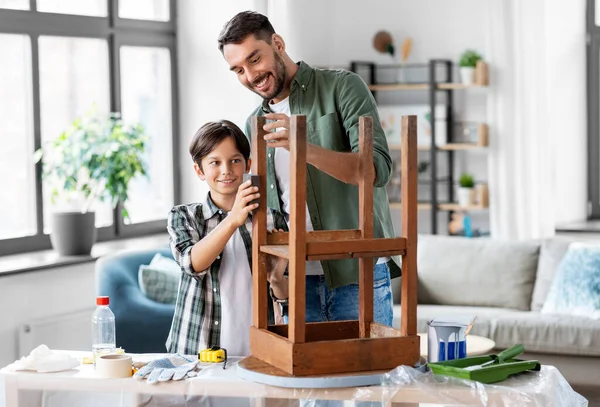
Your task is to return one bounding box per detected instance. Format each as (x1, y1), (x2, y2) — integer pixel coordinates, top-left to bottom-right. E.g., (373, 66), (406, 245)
(34, 109), (148, 256)
(457, 172), (476, 207)
(458, 50), (482, 85)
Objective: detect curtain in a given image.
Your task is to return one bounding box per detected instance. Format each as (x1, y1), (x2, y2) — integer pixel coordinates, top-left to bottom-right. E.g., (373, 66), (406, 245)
(485, 0), (586, 240)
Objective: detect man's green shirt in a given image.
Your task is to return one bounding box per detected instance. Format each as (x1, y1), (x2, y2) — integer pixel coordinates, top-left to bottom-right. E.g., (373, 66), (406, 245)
(244, 61), (401, 288)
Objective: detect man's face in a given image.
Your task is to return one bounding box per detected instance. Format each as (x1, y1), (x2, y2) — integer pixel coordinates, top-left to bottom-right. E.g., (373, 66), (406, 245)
(223, 34), (287, 102)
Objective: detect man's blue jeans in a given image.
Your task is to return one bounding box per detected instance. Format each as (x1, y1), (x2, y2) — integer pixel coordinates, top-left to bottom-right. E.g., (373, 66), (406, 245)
(305, 261), (394, 326)
(284, 261), (394, 326)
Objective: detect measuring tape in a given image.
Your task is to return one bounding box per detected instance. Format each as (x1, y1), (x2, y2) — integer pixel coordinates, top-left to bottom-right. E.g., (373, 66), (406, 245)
(199, 346), (227, 369)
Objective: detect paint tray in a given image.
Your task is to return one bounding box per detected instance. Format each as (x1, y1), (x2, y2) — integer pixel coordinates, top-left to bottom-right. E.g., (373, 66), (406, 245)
(427, 344), (541, 384)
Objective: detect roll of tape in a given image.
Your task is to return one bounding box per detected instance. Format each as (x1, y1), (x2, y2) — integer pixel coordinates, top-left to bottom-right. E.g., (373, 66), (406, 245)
(96, 354), (132, 378)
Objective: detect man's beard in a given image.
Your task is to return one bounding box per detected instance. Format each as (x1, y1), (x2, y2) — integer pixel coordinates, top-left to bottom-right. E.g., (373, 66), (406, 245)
(252, 53), (286, 102)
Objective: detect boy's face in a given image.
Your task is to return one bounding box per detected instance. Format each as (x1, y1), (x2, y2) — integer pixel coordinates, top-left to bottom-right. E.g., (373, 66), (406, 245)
(194, 137), (250, 199)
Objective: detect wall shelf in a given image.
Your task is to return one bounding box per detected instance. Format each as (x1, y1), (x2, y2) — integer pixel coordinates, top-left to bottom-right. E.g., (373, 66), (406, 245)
(389, 143), (488, 152)
(368, 83), (487, 91)
(390, 202), (489, 211)
(351, 59), (490, 235)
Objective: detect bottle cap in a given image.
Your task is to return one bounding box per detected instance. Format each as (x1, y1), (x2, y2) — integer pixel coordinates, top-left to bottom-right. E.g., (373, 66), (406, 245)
(96, 296), (109, 306)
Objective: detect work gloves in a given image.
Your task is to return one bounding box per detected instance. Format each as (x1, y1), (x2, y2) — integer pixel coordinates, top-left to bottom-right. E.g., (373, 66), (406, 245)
(133, 354), (199, 384)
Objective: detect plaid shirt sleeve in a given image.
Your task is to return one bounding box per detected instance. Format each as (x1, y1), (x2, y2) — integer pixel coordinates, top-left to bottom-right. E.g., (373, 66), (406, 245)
(167, 204), (209, 277)
(166, 202), (223, 355)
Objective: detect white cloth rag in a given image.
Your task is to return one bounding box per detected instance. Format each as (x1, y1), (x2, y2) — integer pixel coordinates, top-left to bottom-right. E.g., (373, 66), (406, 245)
(6, 344), (79, 373)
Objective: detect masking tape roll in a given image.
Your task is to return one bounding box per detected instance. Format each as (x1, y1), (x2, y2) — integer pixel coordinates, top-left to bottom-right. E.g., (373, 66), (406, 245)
(96, 354), (132, 378)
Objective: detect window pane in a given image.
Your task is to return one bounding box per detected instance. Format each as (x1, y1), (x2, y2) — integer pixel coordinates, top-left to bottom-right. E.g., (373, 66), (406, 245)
(0, 0), (29, 10)
(0, 34), (36, 239)
(39, 36), (113, 229)
(119, 0), (169, 21)
(37, 0), (106, 17)
(120, 46), (174, 224)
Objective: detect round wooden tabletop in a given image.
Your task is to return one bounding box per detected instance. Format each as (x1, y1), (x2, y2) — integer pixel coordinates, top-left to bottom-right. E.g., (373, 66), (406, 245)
(418, 333), (496, 358)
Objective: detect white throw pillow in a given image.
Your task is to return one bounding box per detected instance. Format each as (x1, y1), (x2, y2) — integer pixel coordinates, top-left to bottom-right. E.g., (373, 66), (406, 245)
(541, 243), (600, 319)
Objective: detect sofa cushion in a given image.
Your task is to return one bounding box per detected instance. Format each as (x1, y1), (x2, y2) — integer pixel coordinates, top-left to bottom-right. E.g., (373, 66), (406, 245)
(138, 253), (181, 304)
(492, 312), (600, 357)
(393, 304), (600, 357)
(541, 242), (600, 319)
(417, 235), (540, 310)
(530, 238), (571, 311)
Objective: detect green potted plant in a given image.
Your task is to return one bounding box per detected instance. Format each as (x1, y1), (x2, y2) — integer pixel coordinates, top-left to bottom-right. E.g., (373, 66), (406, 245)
(34, 110), (148, 256)
(458, 50), (482, 85)
(457, 172), (476, 207)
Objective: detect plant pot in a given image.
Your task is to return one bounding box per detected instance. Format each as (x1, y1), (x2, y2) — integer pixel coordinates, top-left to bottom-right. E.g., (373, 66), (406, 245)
(50, 211), (97, 256)
(457, 188), (475, 207)
(459, 67), (475, 85)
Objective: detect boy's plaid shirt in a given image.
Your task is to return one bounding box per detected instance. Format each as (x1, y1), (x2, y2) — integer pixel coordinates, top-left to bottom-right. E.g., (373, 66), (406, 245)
(166, 193), (287, 355)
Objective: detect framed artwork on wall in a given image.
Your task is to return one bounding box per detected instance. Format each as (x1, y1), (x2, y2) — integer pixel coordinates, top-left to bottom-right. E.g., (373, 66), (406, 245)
(377, 104), (447, 147)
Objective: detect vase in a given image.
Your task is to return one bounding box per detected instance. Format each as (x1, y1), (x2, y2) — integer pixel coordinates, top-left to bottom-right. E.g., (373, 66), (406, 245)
(459, 67), (475, 85)
(457, 188), (475, 207)
(50, 211), (97, 256)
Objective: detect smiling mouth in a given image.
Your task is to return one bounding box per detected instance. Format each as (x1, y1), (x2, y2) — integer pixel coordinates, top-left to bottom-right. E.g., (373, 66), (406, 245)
(253, 74), (270, 91)
(218, 179), (236, 185)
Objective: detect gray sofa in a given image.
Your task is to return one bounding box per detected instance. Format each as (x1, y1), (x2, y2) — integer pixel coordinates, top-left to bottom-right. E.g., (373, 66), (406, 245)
(392, 235), (600, 388)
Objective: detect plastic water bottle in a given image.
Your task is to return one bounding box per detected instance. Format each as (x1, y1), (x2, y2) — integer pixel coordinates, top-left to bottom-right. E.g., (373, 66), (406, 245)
(91, 296), (116, 366)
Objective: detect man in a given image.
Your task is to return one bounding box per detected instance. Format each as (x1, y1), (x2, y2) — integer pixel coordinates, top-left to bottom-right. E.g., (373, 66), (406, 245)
(218, 11), (400, 326)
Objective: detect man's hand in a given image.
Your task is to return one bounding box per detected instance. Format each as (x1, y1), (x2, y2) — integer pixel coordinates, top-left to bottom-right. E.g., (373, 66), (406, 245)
(227, 180), (260, 228)
(263, 113), (376, 186)
(263, 113), (290, 151)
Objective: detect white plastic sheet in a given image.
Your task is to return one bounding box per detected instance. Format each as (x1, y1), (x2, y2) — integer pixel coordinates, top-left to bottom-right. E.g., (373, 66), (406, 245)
(1, 354), (589, 407)
(381, 365), (589, 407)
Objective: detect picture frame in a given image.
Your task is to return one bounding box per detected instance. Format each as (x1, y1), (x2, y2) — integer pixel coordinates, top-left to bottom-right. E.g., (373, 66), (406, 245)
(378, 104), (447, 147)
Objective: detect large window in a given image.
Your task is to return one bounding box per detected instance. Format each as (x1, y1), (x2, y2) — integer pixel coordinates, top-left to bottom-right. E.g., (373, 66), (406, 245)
(589, 0), (600, 218)
(0, 0), (179, 255)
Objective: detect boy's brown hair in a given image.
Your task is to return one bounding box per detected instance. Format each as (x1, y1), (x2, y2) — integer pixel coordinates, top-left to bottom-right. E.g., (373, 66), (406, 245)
(189, 120), (251, 171)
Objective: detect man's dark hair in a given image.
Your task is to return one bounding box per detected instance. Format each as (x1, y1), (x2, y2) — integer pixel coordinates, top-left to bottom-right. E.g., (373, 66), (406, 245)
(189, 120), (251, 170)
(218, 11), (275, 53)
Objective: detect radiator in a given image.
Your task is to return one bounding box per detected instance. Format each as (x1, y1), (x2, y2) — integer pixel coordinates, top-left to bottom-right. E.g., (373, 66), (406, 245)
(18, 308), (96, 356)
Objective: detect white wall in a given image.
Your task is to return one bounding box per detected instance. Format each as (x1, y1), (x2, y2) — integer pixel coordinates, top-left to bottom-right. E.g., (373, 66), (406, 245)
(267, 0), (333, 66)
(0, 263), (96, 368)
(546, 0), (587, 224)
(176, 0), (266, 204)
(329, 0), (487, 68)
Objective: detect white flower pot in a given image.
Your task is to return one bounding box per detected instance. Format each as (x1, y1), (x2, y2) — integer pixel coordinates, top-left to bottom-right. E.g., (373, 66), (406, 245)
(460, 67), (475, 85)
(457, 187), (475, 207)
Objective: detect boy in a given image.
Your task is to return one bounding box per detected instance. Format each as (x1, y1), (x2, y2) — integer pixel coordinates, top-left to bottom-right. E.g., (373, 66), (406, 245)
(166, 119), (288, 357)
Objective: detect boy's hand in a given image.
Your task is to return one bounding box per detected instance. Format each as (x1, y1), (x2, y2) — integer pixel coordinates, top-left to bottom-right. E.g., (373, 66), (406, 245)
(267, 254), (288, 301)
(267, 254), (288, 283)
(266, 229), (288, 301)
(228, 180), (260, 228)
